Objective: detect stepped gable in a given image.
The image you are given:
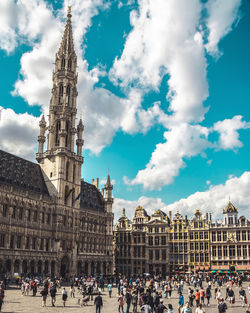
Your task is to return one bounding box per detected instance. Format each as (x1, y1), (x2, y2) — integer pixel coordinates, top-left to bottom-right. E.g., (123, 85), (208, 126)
(80, 180), (105, 212)
(0, 149), (49, 195)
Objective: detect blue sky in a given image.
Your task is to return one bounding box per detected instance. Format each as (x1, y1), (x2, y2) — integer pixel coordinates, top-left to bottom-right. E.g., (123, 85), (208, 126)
(0, 0), (250, 220)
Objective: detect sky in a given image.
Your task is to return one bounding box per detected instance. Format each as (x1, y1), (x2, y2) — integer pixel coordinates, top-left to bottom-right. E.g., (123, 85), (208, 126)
(0, 0), (250, 221)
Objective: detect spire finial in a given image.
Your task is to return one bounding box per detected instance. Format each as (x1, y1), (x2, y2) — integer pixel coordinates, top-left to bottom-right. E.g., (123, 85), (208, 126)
(67, 5), (72, 18)
(122, 208), (125, 217)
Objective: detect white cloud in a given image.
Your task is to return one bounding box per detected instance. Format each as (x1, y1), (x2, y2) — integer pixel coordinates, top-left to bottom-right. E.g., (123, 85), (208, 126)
(115, 172), (250, 222)
(205, 0), (242, 56)
(166, 171), (250, 219)
(113, 195), (168, 221)
(213, 115), (250, 150)
(125, 123), (210, 190)
(0, 108), (39, 160)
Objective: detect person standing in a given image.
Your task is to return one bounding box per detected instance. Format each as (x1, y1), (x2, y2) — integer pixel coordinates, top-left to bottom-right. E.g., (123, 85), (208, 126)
(70, 284), (75, 298)
(218, 298), (227, 313)
(62, 287), (68, 307)
(182, 302), (192, 313)
(227, 288), (234, 307)
(50, 285), (57, 307)
(205, 286), (211, 306)
(108, 282), (112, 298)
(118, 292), (125, 313)
(125, 289), (132, 313)
(132, 292), (138, 313)
(40, 287), (48, 307)
(179, 292), (184, 313)
(94, 292), (103, 313)
(239, 287), (246, 307)
(141, 303), (152, 313)
(195, 303), (205, 313)
(195, 290), (200, 307)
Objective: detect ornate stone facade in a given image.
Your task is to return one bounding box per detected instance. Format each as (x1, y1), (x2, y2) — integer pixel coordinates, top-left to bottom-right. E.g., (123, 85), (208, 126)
(0, 7), (114, 278)
(115, 202), (250, 275)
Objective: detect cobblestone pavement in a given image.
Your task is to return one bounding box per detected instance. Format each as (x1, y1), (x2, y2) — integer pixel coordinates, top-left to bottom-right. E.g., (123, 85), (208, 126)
(2, 282), (250, 313)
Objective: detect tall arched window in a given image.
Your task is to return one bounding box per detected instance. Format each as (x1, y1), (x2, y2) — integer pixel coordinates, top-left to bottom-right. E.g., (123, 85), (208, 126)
(73, 164), (76, 183)
(66, 85), (71, 106)
(65, 121), (70, 148)
(68, 59), (72, 70)
(65, 161), (69, 181)
(55, 121), (61, 146)
(58, 84), (63, 105)
(61, 57), (65, 69)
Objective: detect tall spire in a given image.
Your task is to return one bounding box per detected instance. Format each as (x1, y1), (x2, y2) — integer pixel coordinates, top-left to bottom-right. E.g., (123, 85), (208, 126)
(58, 6), (75, 57)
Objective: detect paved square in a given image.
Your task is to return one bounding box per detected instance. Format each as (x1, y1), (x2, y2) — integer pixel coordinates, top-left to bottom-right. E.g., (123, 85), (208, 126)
(1, 282), (249, 312)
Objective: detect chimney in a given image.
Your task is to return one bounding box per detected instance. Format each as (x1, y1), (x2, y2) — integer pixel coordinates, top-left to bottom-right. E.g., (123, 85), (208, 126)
(92, 178), (99, 189)
(209, 213), (212, 221)
(206, 213), (208, 220)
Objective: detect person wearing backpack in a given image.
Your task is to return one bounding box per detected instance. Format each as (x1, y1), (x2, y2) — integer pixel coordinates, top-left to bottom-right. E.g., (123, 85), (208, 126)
(218, 298), (227, 313)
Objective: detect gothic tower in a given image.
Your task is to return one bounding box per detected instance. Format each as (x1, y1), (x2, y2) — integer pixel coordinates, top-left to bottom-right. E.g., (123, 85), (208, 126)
(36, 6), (83, 207)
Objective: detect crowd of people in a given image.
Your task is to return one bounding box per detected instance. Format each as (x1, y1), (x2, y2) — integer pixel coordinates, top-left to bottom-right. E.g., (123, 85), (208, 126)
(0, 272), (250, 313)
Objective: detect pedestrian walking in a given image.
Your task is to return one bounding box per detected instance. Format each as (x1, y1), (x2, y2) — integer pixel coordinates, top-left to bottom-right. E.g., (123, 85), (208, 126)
(218, 298), (227, 313)
(40, 287), (48, 307)
(108, 282), (112, 298)
(62, 287), (68, 307)
(50, 285), (57, 307)
(94, 292), (103, 313)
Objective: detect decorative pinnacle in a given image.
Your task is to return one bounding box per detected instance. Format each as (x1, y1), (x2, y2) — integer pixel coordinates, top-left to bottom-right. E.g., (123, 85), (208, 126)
(39, 115), (46, 128)
(67, 6), (72, 18)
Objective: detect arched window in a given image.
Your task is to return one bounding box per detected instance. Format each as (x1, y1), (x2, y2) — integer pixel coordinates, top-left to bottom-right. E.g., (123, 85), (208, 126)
(66, 85), (71, 106)
(55, 121), (60, 146)
(61, 57), (65, 69)
(68, 59), (72, 70)
(58, 84), (63, 105)
(65, 121), (70, 148)
(66, 161), (69, 181)
(73, 164), (76, 183)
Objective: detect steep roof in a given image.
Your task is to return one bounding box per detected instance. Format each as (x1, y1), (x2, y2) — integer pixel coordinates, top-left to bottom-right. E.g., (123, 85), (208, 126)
(80, 180), (105, 212)
(0, 149), (49, 195)
(223, 201), (238, 214)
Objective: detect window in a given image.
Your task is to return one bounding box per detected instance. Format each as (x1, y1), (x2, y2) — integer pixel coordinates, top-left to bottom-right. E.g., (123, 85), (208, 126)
(162, 227), (165, 233)
(66, 161), (69, 180)
(248, 230), (250, 241)
(184, 233), (187, 239)
(10, 235), (14, 249)
(0, 234), (5, 247)
(205, 253), (209, 262)
(228, 216), (233, 225)
(25, 237), (30, 249)
(242, 231), (246, 241)
(195, 253), (199, 262)
(55, 121), (61, 146)
(218, 246), (222, 257)
(40, 238), (44, 250)
(237, 245), (241, 256)
(32, 238), (36, 250)
(149, 250), (153, 260)
(217, 231), (221, 241)
(200, 242), (204, 250)
(212, 232), (216, 242)
(212, 246), (217, 257)
(155, 236), (159, 245)
(58, 83), (64, 105)
(199, 232), (203, 239)
(236, 231), (241, 241)
(17, 236), (22, 249)
(61, 57), (65, 68)
(189, 232), (193, 240)
(66, 85), (71, 106)
(190, 243), (194, 250)
(155, 227), (159, 233)
(2, 204), (7, 217)
(33, 211), (37, 222)
(12, 206), (16, 219)
(179, 233), (183, 240)
(162, 250), (166, 260)
(46, 213), (51, 225)
(195, 232), (198, 239)
(241, 219), (245, 226)
(46, 239), (49, 251)
(223, 246), (228, 257)
(229, 245), (235, 257)
(19, 208), (23, 220)
(27, 209), (31, 222)
(204, 232), (208, 239)
(149, 236), (153, 246)
(184, 243), (187, 251)
(68, 58), (72, 70)
(223, 231), (227, 242)
(199, 222), (203, 227)
(205, 242), (209, 250)
(155, 250), (159, 260)
(41, 212), (45, 224)
(174, 233), (178, 240)
(161, 236), (166, 245)
(73, 165), (76, 183)
(243, 245), (247, 257)
(190, 253), (194, 262)
(200, 253), (204, 262)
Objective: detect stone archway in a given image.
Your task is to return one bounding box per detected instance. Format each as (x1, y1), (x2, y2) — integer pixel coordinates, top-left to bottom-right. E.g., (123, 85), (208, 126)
(103, 262), (106, 275)
(5, 259), (11, 273)
(37, 260), (42, 274)
(77, 261), (82, 276)
(91, 261), (95, 275)
(22, 260), (28, 274)
(60, 256), (69, 278)
(44, 260), (49, 275)
(14, 260), (20, 273)
(51, 261), (55, 276)
(30, 260), (35, 274)
(96, 262), (101, 274)
(85, 261), (88, 275)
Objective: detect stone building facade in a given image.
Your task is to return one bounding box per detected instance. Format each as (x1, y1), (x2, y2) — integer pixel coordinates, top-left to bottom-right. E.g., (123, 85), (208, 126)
(115, 202), (250, 275)
(0, 7), (114, 278)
